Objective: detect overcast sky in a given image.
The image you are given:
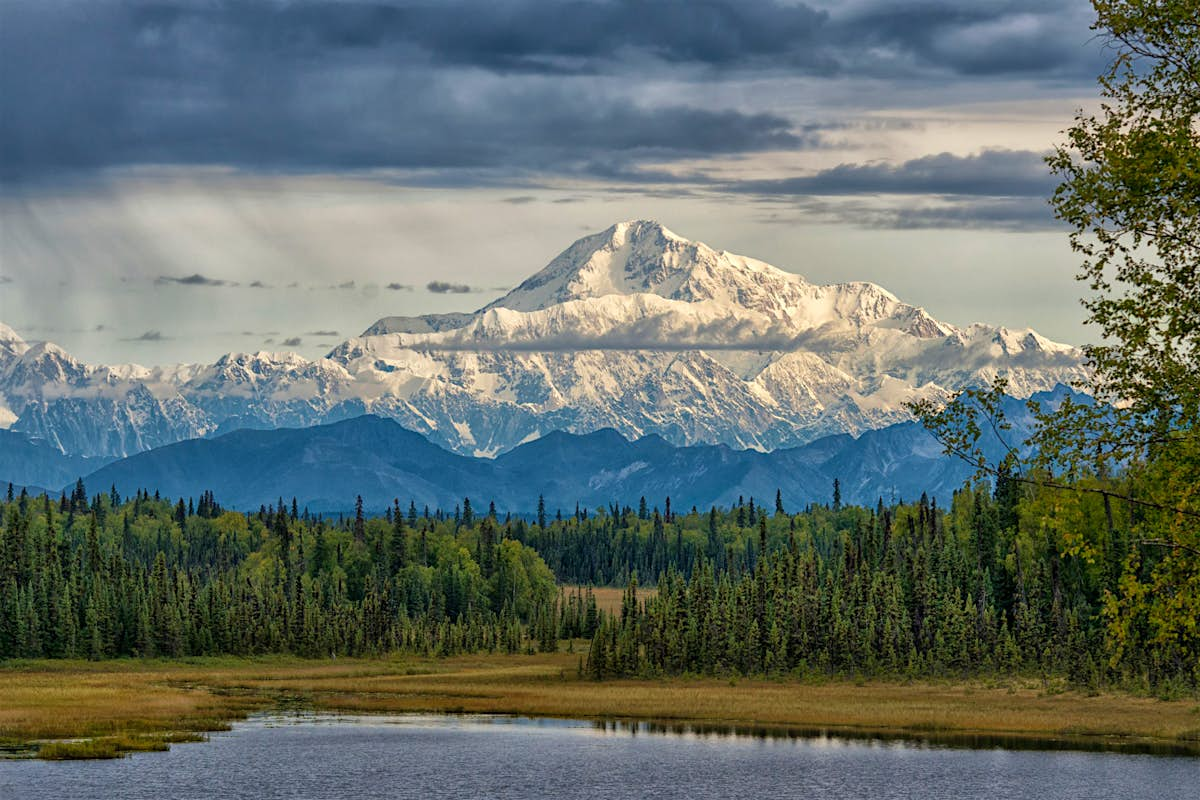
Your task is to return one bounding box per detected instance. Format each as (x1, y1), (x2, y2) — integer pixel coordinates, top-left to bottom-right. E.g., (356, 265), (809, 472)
(0, 0), (1107, 364)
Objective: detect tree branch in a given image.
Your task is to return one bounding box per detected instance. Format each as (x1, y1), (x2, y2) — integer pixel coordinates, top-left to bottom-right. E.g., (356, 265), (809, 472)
(1138, 539), (1200, 557)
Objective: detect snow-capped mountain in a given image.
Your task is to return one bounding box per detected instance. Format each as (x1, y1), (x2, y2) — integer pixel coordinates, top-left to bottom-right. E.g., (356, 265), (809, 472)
(0, 221), (1089, 459)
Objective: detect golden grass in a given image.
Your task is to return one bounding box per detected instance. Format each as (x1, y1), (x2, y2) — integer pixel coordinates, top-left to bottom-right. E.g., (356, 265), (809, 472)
(0, 662), (264, 741)
(562, 585), (656, 615)
(3, 652), (1197, 758)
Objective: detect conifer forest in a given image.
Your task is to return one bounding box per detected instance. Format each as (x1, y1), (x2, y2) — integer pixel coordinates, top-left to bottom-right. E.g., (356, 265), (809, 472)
(2, 474), (1193, 691)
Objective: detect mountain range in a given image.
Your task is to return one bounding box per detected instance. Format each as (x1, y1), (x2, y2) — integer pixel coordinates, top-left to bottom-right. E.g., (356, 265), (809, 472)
(7, 388), (1069, 513)
(63, 406), (1027, 513)
(0, 220), (1088, 465)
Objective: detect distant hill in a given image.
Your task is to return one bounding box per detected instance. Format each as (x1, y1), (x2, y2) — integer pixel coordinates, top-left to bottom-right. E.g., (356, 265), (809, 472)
(0, 429), (113, 492)
(80, 416), (491, 513)
(77, 389), (1073, 512)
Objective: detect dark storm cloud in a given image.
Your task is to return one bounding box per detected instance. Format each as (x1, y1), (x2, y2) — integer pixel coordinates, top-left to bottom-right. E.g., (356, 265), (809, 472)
(0, 276), (12, 284)
(864, 198), (1058, 231)
(0, 2), (802, 182)
(886, 201), (1060, 231)
(306, 330), (339, 337)
(156, 273), (236, 287)
(0, 1), (1097, 183)
(406, 0), (1100, 80)
(386, 283), (414, 291)
(735, 150), (1056, 198)
(760, 194), (1060, 232)
(833, 1), (1100, 78)
(427, 281), (477, 294)
(281, 336), (303, 347)
(358, 0), (833, 73)
(98, 1), (1094, 77)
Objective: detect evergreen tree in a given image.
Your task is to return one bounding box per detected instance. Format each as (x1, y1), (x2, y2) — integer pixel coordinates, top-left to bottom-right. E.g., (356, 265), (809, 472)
(354, 495), (366, 542)
(390, 500), (408, 575)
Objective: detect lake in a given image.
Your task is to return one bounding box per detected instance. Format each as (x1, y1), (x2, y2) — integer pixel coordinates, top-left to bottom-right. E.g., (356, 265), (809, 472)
(2, 714), (1196, 800)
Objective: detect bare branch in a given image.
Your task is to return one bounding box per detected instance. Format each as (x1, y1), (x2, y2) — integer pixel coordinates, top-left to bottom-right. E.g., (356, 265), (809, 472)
(1138, 539), (1200, 557)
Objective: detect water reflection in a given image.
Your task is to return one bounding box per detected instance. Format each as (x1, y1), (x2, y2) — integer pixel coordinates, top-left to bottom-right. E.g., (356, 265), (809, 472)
(3, 713), (1197, 800)
(585, 717), (1199, 757)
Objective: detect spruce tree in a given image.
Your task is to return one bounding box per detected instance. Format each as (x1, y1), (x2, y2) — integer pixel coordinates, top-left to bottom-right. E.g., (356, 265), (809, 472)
(354, 495), (366, 542)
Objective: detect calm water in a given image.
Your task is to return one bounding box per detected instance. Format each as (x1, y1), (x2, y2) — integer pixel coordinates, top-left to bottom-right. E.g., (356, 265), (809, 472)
(2, 714), (1196, 800)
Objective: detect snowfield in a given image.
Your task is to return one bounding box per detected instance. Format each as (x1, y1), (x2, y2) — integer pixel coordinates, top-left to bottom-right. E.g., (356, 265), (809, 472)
(0, 220), (1090, 458)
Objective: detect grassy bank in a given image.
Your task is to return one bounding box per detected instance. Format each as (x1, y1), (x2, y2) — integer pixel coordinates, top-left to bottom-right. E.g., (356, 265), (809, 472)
(2, 651), (1198, 759)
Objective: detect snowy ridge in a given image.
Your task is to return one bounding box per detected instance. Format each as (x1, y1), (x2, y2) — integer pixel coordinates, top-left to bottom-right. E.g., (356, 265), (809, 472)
(0, 220), (1089, 458)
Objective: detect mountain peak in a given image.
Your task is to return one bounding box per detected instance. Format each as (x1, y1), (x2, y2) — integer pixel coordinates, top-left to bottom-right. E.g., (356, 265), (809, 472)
(486, 218), (789, 313)
(364, 220), (1069, 348)
(0, 322), (30, 361)
(0, 322), (24, 343)
(606, 218), (683, 244)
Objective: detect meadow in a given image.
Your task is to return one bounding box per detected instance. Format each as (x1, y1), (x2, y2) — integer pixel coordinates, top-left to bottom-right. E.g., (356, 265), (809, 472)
(3, 651), (1198, 759)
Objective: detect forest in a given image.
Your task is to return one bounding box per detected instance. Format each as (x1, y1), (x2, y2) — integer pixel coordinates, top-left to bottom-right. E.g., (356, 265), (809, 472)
(1, 472), (1194, 691)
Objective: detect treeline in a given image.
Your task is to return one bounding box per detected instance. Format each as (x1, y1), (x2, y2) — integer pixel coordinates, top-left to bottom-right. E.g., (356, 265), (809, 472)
(2, 478), (1194, 690)
(512, 492), (802, 586)
(586, 478), (1197, 690)
(0, 483), (581, 659)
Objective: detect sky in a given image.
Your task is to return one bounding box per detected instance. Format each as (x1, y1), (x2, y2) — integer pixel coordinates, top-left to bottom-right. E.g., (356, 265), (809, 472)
(0, 0), (1109, 365)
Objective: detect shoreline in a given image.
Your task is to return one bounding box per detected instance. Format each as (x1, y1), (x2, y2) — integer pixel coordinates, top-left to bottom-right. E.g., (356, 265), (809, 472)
(3, 652), (1198, 759)
(227, 707), (1200, 758)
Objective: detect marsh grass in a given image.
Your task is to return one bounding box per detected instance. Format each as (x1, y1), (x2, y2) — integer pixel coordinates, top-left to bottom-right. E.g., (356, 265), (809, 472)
(3, 651), (1198, 758)
(34, 732), (209, 760)
(36, 740), (129, 760)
